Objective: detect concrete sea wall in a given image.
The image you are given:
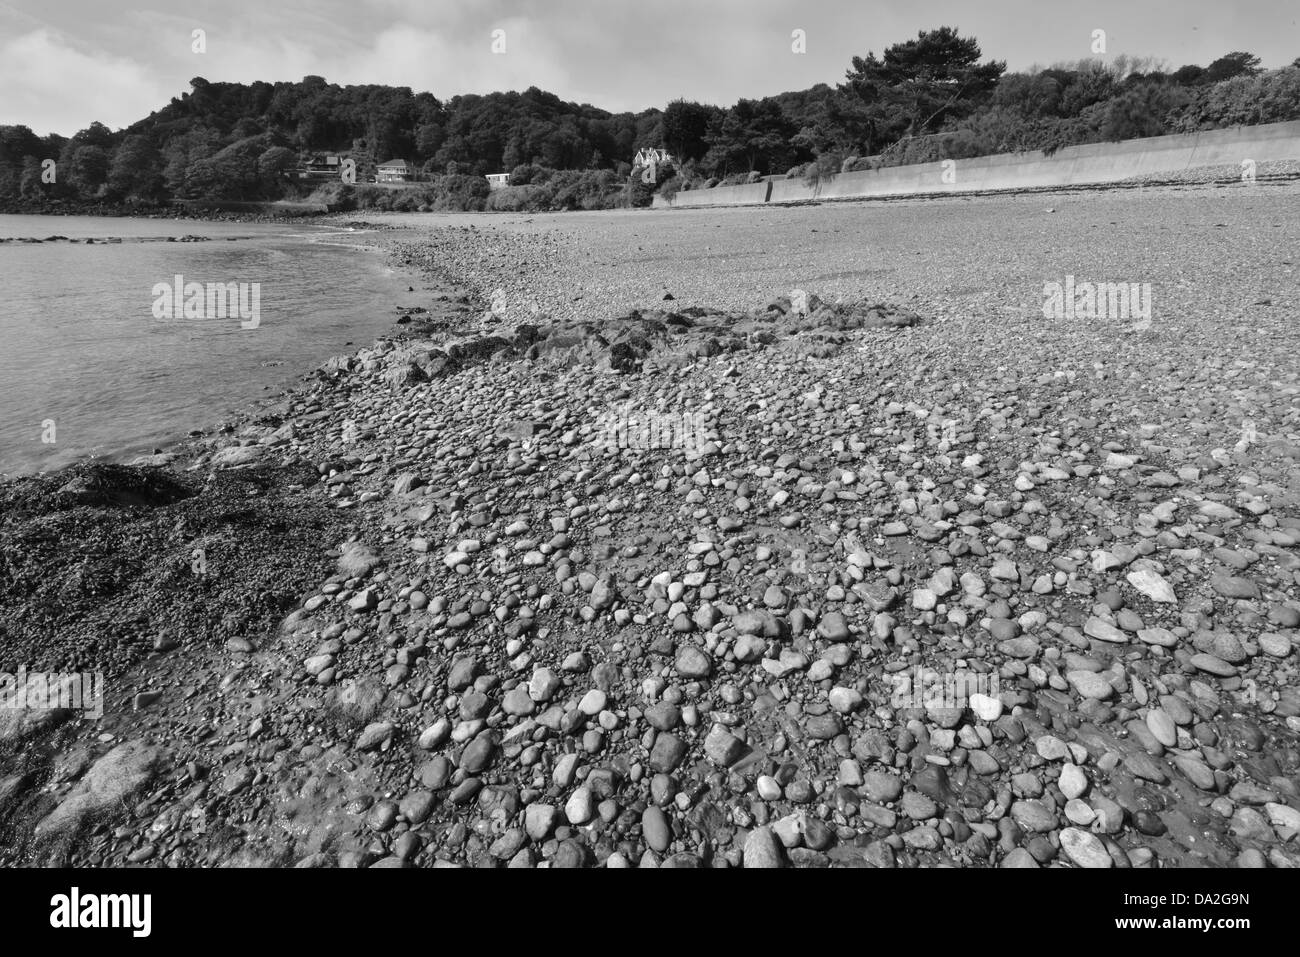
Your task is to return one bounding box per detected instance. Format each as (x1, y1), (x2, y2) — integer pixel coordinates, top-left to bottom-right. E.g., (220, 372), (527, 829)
(655, 120), (1300, 208)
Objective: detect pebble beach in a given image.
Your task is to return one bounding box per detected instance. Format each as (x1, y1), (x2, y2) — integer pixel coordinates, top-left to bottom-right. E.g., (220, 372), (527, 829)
(2, 178), (1299, 869)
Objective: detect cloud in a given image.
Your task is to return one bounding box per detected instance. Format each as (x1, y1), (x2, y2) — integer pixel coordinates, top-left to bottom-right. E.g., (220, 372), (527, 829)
(2, 0), (1297, 134)
(0, 29), (172, 136)
(344, 19), (571, 96)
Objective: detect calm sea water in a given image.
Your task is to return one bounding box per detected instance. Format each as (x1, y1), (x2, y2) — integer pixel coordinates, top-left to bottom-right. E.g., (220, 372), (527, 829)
(0, 215), (417, 478)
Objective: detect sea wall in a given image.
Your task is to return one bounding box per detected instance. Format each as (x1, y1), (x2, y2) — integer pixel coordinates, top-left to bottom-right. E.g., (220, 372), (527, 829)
(662, 180), (773, 207)
(655, 119), (1300, 208)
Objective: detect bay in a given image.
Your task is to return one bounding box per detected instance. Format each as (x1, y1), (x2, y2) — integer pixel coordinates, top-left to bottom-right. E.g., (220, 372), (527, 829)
(0, 214), (415, 477)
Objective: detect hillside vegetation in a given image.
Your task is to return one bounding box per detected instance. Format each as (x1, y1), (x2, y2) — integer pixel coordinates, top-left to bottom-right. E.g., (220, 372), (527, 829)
(2, 31), (1297, 214)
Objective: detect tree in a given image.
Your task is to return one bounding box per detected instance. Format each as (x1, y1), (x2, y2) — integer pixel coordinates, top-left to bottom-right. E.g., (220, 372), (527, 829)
(840, 27), (1006, 152)
(415, 122), (445, 159)
(1205, 52), (1262, 83)
(1171, 64), (1207, 86)
(0, 125), (44, 165)
(634, 111), (664, 156)
(1057, 64), (1118, 116)
(0, 126), (45, 201)
(73, 121), (115, 150)
(509, 163), (540, 185)
(64, 145), (110, 197)
(108, 136), (166, 202)
(256, 145), (297, 187)
(501, 134), (525, 170)
(182, 136), (273, 200)
(161, 128), (221, 197)
(662, 100), (714, 162)
(702, 99), (797, 176)
(19, 155), (47, 200)
(991, 72), (1066, 117)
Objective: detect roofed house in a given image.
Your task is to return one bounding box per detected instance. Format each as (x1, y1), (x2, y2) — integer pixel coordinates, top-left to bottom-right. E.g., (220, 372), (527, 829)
(376, 159), (415, 183)
(485, 173), (510, 190)
(633, 147), (672, 168)
(291, 154), (343, 181)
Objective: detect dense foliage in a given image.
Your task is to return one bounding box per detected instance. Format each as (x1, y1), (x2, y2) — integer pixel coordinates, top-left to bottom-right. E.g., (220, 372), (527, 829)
(2, 31), (1296, 214)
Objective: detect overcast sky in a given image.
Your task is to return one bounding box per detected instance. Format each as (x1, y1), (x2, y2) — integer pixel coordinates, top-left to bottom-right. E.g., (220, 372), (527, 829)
(2, 0), (1297, 137)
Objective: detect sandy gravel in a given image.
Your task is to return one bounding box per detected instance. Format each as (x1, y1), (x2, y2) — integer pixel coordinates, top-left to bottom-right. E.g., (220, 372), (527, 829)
(379, 179), (1298, 329)
(381, 180), (1300, 481)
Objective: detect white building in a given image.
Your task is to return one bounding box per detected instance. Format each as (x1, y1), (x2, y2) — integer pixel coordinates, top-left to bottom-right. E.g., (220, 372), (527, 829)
(633, 147), (673, 167)
(376, 159), (414, 183)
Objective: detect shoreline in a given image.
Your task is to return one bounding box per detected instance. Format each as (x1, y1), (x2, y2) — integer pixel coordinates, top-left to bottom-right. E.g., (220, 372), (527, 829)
(0, 201), (340, 225)
(0, 213), (401, 247)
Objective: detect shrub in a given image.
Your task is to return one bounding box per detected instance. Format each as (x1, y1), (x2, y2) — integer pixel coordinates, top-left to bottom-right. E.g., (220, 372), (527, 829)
(306, 181), (356, 210)
(531, 166), (558, 186)
(580, 169), (623, 209)
(482, 171), (622, 212)
(348, 185), (393, 210)
(1101, 82), (1189, 140)
(427, 173), (490, 210)
(509, 163), (542, 186)
(803, 152), (845, 185)
(1178, 66), (1300, 129)
(676, 158), (702, 183)
(485, 185), (545, 211)
(625, 171), (657, 207)
(390, 189), (425, 212)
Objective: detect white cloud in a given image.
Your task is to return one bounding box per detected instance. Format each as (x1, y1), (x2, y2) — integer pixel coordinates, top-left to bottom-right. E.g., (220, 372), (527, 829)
(1, 0), (1297, 134)
(341, 19), (570, 95)
(0, 29), (171, 135)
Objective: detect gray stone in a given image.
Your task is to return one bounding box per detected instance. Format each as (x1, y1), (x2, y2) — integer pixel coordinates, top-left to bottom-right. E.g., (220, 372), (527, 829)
(649, 732), (688, 773)
(743, 826), (785, 868)
(1060, 827), (1113, 868)
(703, 725), (747, 766)
(642, 806), (671, 852)
(675, 645), (712, 678)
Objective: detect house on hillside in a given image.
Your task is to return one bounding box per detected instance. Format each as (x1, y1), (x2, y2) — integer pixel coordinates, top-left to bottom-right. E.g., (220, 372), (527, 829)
(376, 159), (415, 183)
(633, 147), (673, 168)
(485, 173), (510, 190)
(291, 154), (344, 181)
